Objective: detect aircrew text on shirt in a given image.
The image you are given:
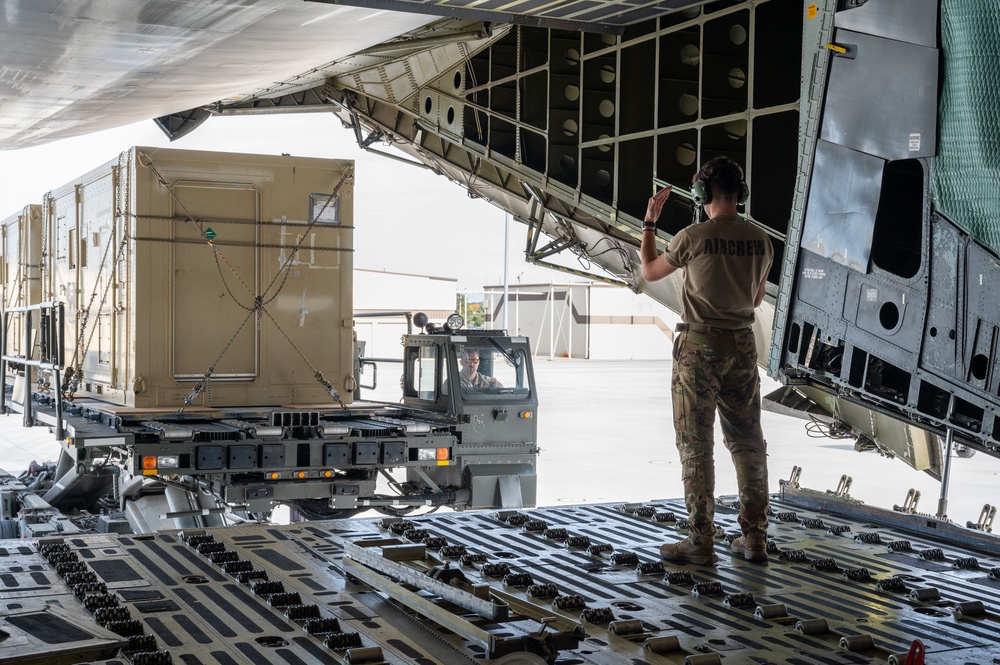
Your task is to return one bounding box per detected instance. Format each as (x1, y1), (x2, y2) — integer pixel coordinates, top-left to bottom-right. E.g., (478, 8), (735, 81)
(703, 238), (768, 256)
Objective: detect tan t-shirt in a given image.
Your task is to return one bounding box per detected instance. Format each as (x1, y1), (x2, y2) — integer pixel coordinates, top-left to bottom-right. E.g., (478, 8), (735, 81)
(663, 215), (773, 329)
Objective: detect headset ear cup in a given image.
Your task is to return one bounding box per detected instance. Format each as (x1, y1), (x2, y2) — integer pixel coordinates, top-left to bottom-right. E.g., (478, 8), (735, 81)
(691, 180), (709, 206)
(739, 181), (750, 206)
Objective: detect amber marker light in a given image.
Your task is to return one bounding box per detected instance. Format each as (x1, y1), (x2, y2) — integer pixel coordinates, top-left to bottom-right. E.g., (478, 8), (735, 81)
(141, 456), (158, 476)
(323, 470), (333, 478)
(436, 447), (449, 460)
(296, 471), (307, 479)
(521, 411), (532, 419)
(268, 472), (280, 480)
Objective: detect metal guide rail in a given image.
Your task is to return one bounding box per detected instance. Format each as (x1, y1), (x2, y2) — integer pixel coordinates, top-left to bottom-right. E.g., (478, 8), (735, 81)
(1, 491), (999, 665)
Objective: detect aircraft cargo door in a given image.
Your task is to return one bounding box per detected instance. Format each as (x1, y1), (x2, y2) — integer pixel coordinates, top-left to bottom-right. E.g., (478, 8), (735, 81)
(171, 182), (259, 382)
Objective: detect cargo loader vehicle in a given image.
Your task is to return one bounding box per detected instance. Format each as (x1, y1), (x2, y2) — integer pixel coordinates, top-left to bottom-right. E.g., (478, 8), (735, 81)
(0, 147), (538, 537)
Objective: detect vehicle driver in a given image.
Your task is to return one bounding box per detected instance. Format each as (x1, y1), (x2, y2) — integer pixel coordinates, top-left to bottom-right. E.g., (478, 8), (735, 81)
(460, 350), (502, 390)
(639, 155), (774, 565)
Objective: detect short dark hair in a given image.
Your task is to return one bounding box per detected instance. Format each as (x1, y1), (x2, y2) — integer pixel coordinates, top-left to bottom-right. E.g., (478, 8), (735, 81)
(693, 156), (744, 202)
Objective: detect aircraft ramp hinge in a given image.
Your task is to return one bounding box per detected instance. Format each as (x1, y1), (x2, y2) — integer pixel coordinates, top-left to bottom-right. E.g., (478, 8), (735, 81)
(785, 465), (802, 489)
(833, 475), (853, 499)
(967, 504), (996, 533)
(894, 488), (921, 514)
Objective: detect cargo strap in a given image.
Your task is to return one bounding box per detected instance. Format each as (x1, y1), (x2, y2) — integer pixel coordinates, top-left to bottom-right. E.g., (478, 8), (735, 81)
(178, 304), (345, 413)
(133, 151), (353, 411)
(136, 151), (352, 311)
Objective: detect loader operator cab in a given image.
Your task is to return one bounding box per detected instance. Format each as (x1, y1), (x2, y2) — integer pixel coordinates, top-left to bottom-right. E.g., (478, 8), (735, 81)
(398, 314), (538, 509)
(401, 315), (535, 416)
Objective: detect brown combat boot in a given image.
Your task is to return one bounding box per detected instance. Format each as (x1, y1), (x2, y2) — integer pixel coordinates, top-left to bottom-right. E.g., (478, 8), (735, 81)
(730, 535), (768, 562)
(659, 539), (719, 565)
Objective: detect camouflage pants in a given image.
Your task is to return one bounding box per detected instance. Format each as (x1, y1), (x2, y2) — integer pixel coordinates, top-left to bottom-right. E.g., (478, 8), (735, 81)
(672, 326), (769, 546)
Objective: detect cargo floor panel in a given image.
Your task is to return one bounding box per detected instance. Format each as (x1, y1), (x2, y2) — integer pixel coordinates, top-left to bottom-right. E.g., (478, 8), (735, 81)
(4, 493), (999, 664)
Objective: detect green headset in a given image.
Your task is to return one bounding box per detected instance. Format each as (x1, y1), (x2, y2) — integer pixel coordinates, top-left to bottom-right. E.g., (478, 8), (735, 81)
(690, 178), (750, 206)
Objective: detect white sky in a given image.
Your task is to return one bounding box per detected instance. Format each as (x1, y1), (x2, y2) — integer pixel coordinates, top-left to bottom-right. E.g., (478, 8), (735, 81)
(0, 113), (568, 292)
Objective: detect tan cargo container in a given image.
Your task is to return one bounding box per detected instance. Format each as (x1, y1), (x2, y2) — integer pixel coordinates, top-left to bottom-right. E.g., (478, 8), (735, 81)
(1, 204), (43, 383)
(1, 204), (42, 316)
(43, 147), (354, 408)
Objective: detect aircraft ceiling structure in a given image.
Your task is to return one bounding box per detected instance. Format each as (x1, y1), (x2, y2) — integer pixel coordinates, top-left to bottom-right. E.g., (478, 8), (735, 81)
(309, 0), (709, 32)
(0, 0), (707, 149)
(0, 0), (439, 149)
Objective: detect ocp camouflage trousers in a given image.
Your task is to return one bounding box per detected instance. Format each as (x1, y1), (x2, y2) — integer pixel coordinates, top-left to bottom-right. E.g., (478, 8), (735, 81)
(672, 326), (769, 546)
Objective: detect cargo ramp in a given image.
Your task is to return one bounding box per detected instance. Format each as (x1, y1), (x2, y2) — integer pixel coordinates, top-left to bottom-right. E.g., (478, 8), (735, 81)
(2, 483), (998, 664)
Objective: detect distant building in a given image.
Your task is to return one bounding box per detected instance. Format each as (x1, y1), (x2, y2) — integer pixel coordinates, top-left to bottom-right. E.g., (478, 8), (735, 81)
(354, 272), (679, 369)
(354, 268), (456, 361)
(483, 282), (677, 360)
(352, 269), (457, 401)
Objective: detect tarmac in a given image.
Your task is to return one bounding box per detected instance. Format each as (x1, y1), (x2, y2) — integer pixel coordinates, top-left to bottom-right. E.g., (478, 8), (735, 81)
(1, 359), (997, 527)
(532, 359), (998, 526)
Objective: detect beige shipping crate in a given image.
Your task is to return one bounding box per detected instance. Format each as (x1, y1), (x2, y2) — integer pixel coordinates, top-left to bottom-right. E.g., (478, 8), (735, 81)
(1, 204), (43, 368)
(44, 147), (354, 408)
(1, 204), (42, 312)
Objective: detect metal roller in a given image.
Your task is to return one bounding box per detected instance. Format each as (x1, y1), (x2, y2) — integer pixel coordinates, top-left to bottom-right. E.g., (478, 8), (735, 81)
(685, 654), (722, 665)
(838, 634), (875, 651)
(644, 635), (681, 653)
(609, 619), (644, 636)
(909, 587), (941, 602)
(754, 603), (788, 619)
(953, 600), (986, 617)
(795, 618), (829, 635)
(344, 647), (385, 663)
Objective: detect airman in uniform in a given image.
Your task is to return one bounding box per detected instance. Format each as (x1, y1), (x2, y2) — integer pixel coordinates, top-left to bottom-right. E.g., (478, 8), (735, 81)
(640, 156), (773, 564)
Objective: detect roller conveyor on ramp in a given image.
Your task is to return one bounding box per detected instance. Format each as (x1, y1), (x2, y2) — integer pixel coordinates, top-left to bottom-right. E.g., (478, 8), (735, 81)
(2, 484), (999, 665)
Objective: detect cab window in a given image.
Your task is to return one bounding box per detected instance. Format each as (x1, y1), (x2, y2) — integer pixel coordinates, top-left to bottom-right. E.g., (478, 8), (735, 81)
(454, 344), (531, 399)
(403, 345), (438, 401)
